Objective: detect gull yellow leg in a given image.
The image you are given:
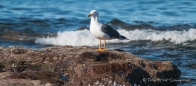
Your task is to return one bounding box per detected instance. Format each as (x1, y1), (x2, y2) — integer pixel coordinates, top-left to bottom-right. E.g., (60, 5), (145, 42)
(99, 39), (102, 50)
(96, 39), (105, 52)
(104, 40), (106, 50)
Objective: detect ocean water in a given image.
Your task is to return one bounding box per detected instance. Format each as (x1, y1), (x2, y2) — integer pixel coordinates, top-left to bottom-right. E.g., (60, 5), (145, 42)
(0, 0), (196, 85)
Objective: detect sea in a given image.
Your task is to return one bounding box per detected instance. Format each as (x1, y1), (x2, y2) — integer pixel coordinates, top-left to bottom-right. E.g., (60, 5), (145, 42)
(0, 0), (196, 85)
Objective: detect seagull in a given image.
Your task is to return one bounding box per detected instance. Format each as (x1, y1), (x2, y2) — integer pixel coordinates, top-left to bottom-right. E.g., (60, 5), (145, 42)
(87, 10), (128, 52)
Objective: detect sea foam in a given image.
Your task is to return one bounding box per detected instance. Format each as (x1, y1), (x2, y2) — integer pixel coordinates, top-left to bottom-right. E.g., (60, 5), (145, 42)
(35, 28), (196, 46)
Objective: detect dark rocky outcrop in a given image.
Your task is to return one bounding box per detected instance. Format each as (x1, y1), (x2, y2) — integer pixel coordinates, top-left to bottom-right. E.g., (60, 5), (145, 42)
(0, 46), (181, 86)
(107, 18), (156, 30)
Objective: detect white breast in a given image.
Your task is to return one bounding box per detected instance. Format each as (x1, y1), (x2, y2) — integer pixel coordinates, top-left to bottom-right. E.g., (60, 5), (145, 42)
(90, 23), (111, 40)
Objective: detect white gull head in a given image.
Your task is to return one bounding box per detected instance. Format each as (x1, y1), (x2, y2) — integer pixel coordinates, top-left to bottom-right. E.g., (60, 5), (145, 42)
(87, 10), (99, 18)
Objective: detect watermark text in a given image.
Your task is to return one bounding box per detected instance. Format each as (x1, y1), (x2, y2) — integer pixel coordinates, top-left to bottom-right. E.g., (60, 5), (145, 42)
(142, 78), (191, 83)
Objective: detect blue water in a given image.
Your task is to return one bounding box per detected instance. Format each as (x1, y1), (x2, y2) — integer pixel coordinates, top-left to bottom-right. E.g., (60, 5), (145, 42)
(0, 0), (196, 85)
(1, 0), (196, 25)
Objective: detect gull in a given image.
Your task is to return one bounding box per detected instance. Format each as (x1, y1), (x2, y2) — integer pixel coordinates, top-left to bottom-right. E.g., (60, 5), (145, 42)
(87, 10), (128, 52)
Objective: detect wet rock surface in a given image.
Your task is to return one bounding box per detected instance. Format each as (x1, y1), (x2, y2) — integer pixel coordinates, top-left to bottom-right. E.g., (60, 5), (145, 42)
(0, 46), (181, 86)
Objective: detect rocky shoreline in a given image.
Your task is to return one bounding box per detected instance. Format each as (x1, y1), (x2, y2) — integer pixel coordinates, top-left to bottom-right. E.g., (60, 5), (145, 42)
(0, 46), (181, 86)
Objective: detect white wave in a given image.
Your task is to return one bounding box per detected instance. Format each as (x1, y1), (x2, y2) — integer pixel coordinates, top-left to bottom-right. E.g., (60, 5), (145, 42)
(125, 28), (196, 44)
(35, 28), (196, 46)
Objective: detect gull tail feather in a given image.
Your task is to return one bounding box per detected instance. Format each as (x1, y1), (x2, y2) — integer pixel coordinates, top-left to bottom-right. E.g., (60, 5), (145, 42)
(119, 35), (129, 40)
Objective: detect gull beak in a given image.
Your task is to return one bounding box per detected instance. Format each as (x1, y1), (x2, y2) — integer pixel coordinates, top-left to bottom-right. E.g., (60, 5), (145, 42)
(87, 14), (92, 17)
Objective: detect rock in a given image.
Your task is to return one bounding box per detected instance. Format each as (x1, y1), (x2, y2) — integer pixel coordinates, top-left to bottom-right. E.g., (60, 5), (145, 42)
(6, 71), (67, 86)
(107, 18), (156, 30)
(77, 26), (89, 30)
(0, 46), (181, 86)
(107, 18), (131, 30)
(0, 79), (56, 86)
(12, 48), (27, 54)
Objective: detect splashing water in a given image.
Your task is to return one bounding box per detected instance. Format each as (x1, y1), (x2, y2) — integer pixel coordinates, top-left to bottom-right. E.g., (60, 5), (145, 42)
(35, 28), (196, 46)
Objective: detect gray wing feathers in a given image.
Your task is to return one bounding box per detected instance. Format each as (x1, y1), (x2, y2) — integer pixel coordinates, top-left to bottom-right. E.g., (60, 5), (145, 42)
(101, 24), (128, 40)
(101, 24), (120, 38)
